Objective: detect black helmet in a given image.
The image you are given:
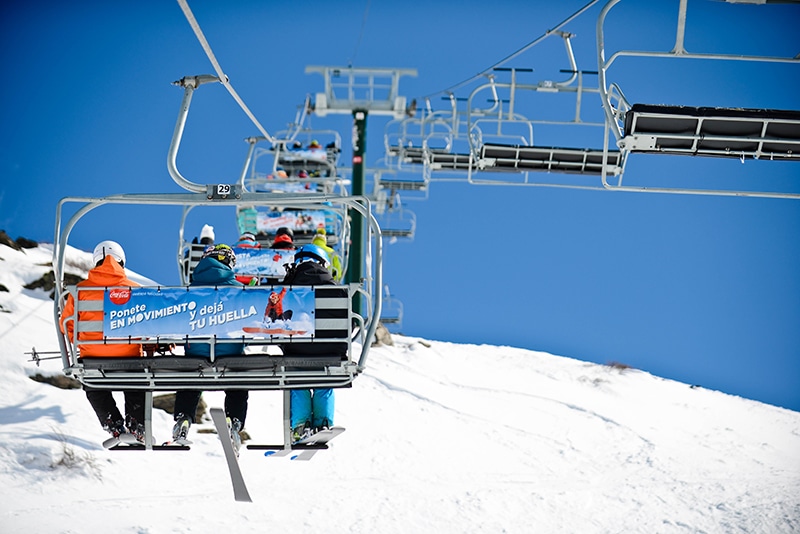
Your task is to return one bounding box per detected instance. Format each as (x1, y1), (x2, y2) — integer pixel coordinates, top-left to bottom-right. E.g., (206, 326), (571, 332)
(202, 244), (236, 268)
(276, 226), (294, 239)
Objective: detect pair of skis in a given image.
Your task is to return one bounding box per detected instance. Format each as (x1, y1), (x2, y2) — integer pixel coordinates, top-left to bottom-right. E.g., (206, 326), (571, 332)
(101, 407), (343, 503)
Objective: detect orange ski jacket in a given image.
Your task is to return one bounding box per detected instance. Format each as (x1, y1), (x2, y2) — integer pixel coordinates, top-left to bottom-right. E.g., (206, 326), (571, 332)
(59, 256), (143, 357)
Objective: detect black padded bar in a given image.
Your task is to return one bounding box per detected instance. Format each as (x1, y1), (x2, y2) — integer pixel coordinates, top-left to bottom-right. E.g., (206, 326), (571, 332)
(481, 143), (621, 175)
(388, 146), (425, 164)
(388, 146), (473, 170)
(623, 104), (800, 160)
(379, 179), (427, 191)
(429, 152), (472, 170)
(247, 443), (329, 450)
(381, 229), (414, 238)
(109, 444), (190, 451)
(80, 356), (210, 371)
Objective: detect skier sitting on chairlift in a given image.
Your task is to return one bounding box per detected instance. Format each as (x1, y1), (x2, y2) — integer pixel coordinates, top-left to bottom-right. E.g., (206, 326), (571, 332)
(172, 244), (249, 454)
(280, 244), (347, 443)
(59, 240), (146, 444)
(269, 226), (295, 250)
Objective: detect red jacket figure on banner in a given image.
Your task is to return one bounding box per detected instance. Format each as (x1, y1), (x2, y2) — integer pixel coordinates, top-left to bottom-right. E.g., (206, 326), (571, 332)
(264, 287), (293, 323)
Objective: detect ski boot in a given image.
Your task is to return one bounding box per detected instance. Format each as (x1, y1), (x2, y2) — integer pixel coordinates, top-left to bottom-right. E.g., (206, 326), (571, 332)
(104, 418), (127, 439)
(291, 421), (313, 444)
(126, 417), (146, 444)
(227, 417), (243, 456)
(172, 414), (192, 444)
(101, 418), (132, 448)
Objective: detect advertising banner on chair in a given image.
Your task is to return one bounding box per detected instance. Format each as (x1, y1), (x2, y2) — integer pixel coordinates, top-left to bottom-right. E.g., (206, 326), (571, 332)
(256, 209), (328, 235)
(233, 248), (295, 278)
(102, 286), (315, 338)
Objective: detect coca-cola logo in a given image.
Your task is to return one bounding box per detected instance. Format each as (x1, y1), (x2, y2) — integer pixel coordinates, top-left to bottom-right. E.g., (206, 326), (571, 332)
(108, 288), (131, 305)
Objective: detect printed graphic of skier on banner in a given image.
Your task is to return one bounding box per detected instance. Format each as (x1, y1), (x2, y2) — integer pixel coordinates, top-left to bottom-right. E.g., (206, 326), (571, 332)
(102, 286), (315, 339)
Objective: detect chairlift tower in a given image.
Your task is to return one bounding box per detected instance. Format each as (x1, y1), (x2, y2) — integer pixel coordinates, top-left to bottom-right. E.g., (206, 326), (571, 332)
(306, 66), (417, 313)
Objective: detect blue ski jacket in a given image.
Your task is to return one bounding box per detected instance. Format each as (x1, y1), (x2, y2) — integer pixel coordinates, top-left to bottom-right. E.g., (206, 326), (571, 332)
(185, 257), (245, 357)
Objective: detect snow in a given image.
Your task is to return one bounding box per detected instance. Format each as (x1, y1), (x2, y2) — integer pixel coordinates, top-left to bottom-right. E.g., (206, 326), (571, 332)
(0, 242), (798, 533)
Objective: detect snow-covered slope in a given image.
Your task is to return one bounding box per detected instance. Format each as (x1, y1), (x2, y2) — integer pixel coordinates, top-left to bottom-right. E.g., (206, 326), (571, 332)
(0, 241), (798, 533)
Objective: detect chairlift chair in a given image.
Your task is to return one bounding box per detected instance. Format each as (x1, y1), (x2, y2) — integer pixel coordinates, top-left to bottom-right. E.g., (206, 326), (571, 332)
(375, 204), (416, 241)
(380, 285), (404, 332)
(595, 0), (800, 199)
(459, 42), (622, 189)
(371, 167), (430, 203)
(383, 32), (623, 191)
(51, 74), (384, 450)
(239, 133), (348, 196)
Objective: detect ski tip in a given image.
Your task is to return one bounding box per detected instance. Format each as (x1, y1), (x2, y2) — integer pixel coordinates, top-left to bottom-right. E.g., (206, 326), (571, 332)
(264, 451), (276, 457)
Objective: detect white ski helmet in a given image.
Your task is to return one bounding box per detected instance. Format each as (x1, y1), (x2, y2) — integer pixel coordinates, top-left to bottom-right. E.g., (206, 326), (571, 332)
(92, 240), (126, 267)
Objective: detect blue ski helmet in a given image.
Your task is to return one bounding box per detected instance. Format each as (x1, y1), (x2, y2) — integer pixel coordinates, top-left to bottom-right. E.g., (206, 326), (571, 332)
(293, 244), (330, 268)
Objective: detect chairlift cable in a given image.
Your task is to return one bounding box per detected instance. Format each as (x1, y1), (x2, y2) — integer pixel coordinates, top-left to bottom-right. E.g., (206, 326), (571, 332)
(418, 0), (599, 101)
(347, 0), (372, 68)
(176, 0), (275, 143)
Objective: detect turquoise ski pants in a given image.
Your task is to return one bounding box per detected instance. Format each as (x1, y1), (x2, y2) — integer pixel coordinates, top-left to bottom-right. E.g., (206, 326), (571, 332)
(290, 388), (334, 428)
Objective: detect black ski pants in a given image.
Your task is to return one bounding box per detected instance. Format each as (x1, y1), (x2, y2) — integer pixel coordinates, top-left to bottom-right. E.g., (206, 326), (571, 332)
(85, 389), (145, 428)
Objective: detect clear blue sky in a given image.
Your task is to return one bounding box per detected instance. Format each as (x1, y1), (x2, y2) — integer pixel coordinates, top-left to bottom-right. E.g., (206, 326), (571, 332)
(2, 1), (798, 411)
